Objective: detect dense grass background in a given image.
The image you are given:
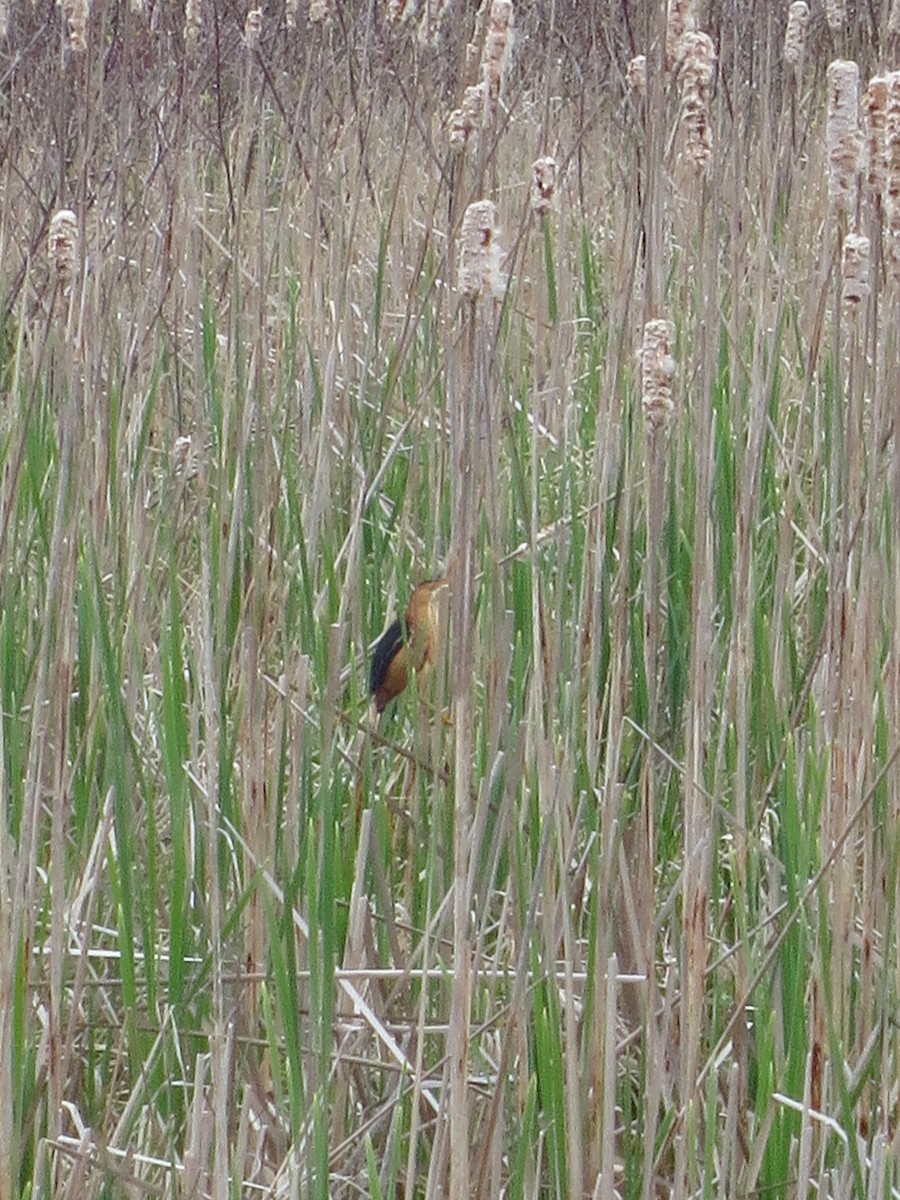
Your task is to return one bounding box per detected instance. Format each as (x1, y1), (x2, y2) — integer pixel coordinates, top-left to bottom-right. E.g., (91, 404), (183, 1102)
(1, 1), (900, 1197)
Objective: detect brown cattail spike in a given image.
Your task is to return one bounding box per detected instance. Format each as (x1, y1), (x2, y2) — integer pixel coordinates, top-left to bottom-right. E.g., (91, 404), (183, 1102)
(640, 319), (677, 429)
(783, 2), (809, 69)
(841, 234), (870, 307)
(530, 157), (557, 217)
(459, 200), (503, 301)
(49, 210), (79, 294)
(626, 55), (647, 95)
(244, 8), (261, 46)
(826, 59), (862, 217)
(864, 75), (890, 197)
(680, 31), (716, 174)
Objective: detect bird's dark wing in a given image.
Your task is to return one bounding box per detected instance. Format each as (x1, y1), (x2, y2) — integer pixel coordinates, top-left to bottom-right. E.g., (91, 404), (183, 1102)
(369, 618), (405, 705)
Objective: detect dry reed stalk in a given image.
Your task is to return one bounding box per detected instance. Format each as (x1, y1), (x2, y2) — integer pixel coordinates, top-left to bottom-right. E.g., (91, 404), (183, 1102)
(679, 31), (716, 175)
(826, 59), (862, 218)
(783, 1), (809, 69)
(529, 156), (557, 217)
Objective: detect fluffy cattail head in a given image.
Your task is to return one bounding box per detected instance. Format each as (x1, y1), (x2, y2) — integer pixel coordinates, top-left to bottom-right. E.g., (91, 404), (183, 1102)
(49, 209), (79, 293)
(666, 0), (696, 69)
(482, 0), (513, 110)
(530, 157), (557, 217)
(680, 31), (716, 174)
(640, 319), (677, 428)
(826, 59), (862, 216)
(244, 7), (261, 46)
(824, 0), (845, 32)
(783, 2), (809, 68)
(864, 75), (890, 196)
(308, 0), (329, 20)
(449, 82), (486, 152)
(458, 200), (503, 301)
(63, 0), (88, 50)
(841, 233), (870, 307)
(626, 54), (647, 95)
(184, 0), (200, 41)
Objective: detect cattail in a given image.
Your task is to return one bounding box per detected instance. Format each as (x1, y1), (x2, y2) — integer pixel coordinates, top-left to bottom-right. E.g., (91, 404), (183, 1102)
(184, 0), (200, 41)
(885, 74), (900, 279)
(48, 210), (79, 294)
(825, 0), (845, 32)
(284, 0), (297, 27)
(244, 7), (261, 46)
(458, 200), (503, 301)
(666, 0), (696, 69)
(841, 233), (870, 306)
(63, 0), (88, 51)
(448, 82), (486, 152)
(626, 54), (647, 95)
(826, 60), (862, 217)
(783, 2), (809, 68)
(388, 0), (418, 23)
(640, 319), (677, 429)
(680, 31), (716, 174)
(482, 0), (513, 112)
(530, 156), (557, 217)
(864, 75), (890, 197)
(890, 0), (900, 35)
(308, 0), (329, 20)
(0, 0), (7, 37)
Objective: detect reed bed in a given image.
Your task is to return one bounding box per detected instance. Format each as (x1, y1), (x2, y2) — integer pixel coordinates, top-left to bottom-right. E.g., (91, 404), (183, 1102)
(0, 2), (899, 1198)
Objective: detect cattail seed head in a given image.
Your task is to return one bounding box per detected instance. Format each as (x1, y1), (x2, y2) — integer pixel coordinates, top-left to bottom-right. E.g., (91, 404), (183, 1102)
(666, 0), (696, 70)
(308, 0), (329, 20)
(890, 0), (900, 35)
(459, 200), (503, 301)
(530, 156), (557, 217)
(864, 74), (890, 197)
(783, 2), (809, 68)
(448, 83), (487, 152)
(388, 0), (417, 23)
(680, 31), (716, 174)
(841, 233), (870, 306)
(482, 0), (513, 112)
(63, 0), (88, 51)
(824, 0), (845, 32)
(184, 0), (200, 41)
(826, 60), (862, 216)
(49, 209), (79, 293)
(244, 7), (261, 46)
(640, 319), (677, 429)
(626, 54), (647, 95)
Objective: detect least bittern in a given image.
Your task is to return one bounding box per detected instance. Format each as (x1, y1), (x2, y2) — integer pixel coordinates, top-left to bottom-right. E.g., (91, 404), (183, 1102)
(369, 578), (449, 714)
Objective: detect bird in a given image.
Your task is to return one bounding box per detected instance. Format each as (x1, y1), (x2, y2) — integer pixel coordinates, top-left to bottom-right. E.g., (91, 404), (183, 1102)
(369, 578), (449, 714)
